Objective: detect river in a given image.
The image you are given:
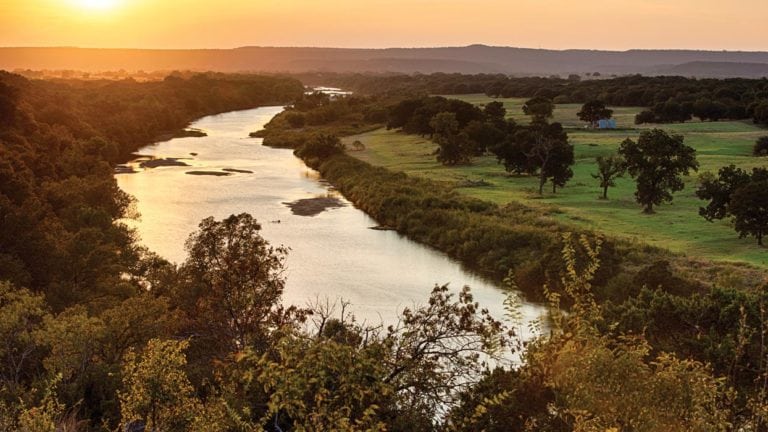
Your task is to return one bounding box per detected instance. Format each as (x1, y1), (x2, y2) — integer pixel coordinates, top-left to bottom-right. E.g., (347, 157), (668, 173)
(116, 106), (547, 340)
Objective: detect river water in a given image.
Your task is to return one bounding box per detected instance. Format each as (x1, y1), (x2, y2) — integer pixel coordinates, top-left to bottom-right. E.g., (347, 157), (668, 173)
(116, 106), (547, 339)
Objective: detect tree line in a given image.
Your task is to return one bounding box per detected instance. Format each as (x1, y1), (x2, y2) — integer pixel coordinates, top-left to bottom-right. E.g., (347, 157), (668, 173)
(294, 72), (768, 126)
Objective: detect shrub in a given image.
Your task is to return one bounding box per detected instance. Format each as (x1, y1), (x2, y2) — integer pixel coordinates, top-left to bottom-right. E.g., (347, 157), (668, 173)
(753, 136), (768, 156)
(294, 134), (345, 166)
(285, 112), (306, 128)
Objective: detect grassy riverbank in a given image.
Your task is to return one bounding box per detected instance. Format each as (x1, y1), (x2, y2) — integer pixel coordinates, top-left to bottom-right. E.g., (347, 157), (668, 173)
(346, 94), (768, 267)
(257, 107), (764, 302)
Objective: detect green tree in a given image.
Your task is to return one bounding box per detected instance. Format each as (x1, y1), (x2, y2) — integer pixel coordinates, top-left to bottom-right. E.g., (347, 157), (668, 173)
(381, 285), (510, 420)
(483, 101), (506, 125)
(15, 376), (69, 432)
(522, 97), (555, 121)
(619, 129), (698, 213)
(697, 166), (768, 245)
(527, 122), (574, 195)
(351, 139), (366, 151)
(119, 339), (199, 432)
(693, 98), (727, 122)
(463, 120), (505, 156)
(541, 335), (731, 432)
(577, 100), (613, 127)
(295, 133), (345, 166)
(592, 155), (626, 199)
(36, 307), (105, 384)
(729, 181), (768, 246)
(696, 165), (755, 222)
(181, 213), (300, 357)
(257, 334), (390, 431)
(490, 129), (537, 176)
(0, 282), (49, 400)
(459, 234), (732, 432)
(753, 136), (768, 156)
(431, 112), (473, 165)
(284, 111), (306, 128)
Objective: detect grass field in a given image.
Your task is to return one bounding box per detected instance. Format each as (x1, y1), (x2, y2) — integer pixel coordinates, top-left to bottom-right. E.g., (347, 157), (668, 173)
(344, 95), (768, 268)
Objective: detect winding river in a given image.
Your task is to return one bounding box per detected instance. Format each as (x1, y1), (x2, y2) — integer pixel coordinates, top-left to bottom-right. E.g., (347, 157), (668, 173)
(116, 106), (547, 339)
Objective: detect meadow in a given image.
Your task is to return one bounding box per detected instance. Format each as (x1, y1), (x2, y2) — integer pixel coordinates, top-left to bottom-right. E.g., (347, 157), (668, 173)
(345, 95), (768, 267)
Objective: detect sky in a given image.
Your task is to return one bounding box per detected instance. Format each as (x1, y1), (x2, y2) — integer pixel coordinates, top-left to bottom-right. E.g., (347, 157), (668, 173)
(1, 0), (767, 51)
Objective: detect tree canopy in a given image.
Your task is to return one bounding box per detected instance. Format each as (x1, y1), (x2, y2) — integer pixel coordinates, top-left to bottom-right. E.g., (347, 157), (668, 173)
(577, 99), (613, 126)
(619, 129), (699, 213)
(697, 166), (768, 245)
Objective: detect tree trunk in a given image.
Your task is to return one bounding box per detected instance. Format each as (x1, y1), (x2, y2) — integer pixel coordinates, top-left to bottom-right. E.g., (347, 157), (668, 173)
(643, 203), (655, 214)
(552, 182), (557, 194)
(759, 233), (764, 247)
(539, 172), (546, 195)
(602, 185), (609, 199)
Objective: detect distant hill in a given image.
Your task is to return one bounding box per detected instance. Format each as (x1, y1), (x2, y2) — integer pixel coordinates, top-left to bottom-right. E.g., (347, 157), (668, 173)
(655, 61), (768, 78)
(3, 45), (768, 77)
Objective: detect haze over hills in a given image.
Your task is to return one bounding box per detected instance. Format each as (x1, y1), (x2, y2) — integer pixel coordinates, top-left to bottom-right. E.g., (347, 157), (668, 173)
(3, 45), (768, 77)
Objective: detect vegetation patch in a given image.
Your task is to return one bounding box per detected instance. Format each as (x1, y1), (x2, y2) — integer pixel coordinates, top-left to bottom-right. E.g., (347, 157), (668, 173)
(283, 196), (346, 216)
(139, 157), (191, 168)
(349, 94), (768, 267)
(185, 170), (233, 177)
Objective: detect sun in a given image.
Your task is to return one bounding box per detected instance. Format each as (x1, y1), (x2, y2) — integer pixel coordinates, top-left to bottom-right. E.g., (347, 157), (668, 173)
(71, 0), (121, 11)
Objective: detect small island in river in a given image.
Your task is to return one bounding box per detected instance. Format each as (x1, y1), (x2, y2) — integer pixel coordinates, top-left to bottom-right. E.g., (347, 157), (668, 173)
(283, 196), (346, 216)
(185, 170), (233, 177)
(139, 158), (190, 168)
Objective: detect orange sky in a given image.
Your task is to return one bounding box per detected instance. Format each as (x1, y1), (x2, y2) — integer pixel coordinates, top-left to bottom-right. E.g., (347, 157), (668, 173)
(1, 0), (766, 51)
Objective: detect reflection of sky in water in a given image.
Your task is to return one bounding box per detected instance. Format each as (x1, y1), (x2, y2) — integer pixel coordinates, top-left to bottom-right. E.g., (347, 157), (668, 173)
(117, 107), (548, 342)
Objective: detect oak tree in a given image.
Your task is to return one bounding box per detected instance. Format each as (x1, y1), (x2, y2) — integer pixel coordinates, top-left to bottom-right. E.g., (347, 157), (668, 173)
(592, 155), (626, 199)
(619, 129), (698, 213)
(577, 100), (613, 127)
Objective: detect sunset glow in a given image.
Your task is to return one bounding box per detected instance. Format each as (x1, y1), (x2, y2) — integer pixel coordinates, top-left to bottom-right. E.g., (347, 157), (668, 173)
(0, 0), (766, 50)
(69, 0), (121, 12)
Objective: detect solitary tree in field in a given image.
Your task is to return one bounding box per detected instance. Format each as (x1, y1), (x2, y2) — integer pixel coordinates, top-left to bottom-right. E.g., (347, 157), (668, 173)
(730, 181), (768, 246)
(522, 97), (555, 121)
(592, 155), (626, 199)
(577, 100), (613, 127)
(351, 140), (365, 151)
(619, 129), (698, 213)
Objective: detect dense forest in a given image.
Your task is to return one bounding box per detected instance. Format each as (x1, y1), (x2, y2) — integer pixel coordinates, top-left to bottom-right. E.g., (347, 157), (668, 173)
(0, 71), (304, 305)
(296, 73), (768, 125)
(3, 70), (768, 431)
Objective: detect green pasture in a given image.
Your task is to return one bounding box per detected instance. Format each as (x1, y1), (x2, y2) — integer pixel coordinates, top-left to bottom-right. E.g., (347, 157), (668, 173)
(345, 94), (768, 267)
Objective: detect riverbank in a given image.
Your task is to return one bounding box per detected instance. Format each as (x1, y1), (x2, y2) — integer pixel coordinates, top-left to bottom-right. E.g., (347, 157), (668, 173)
(258, 104), (767, 302)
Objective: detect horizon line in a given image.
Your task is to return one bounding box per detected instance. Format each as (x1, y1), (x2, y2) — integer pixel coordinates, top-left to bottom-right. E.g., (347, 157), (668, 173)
(1, 44), (767, 54)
